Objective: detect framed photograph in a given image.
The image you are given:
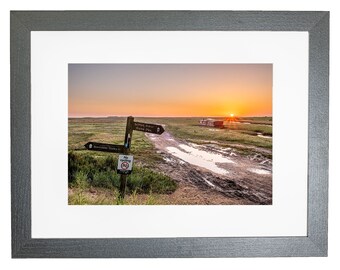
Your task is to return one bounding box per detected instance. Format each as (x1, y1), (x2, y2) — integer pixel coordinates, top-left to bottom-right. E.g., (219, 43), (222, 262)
(11, 11), (329, 258)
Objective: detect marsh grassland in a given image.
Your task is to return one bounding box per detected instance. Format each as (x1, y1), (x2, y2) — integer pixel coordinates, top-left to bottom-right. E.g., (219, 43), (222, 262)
(68, 116), (272, 205)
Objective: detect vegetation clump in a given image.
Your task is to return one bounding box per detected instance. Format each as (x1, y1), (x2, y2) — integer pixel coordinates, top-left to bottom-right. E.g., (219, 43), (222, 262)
(68, 151), (177, 195)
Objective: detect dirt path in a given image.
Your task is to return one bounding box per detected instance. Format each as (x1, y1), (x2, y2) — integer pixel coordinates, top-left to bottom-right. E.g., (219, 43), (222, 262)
(146, 131), (272, 205)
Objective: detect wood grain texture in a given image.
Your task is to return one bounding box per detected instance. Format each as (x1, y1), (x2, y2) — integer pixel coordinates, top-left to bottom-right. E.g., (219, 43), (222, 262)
(10, 10), (329, 258)
(307, 12), (329, 255)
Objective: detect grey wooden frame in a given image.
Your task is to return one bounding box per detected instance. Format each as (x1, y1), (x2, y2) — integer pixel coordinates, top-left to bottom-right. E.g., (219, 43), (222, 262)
(11, 11), (329, 258)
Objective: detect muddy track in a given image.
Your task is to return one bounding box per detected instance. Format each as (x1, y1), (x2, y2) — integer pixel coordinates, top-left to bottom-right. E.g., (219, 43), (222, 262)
(146, 131), (272, 205)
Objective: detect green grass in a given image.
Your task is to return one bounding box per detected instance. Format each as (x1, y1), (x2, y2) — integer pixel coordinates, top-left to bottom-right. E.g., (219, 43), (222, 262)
(69, 116), (272, 168)
(68, 187), (162, 205)
(68, 116), (271, 204)
(69, 116), (272, 153)
(68, 151), (177, 195)
(68, 117), (162, 165)
(140, 117), (272, 149)
(239, 116), (272, 125)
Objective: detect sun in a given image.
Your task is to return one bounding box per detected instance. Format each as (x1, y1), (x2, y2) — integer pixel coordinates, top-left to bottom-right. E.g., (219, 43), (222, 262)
(230, 113), (234, 117)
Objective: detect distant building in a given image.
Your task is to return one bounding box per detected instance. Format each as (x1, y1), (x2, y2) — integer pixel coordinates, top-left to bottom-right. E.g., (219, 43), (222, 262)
(225, 116), (240, 122)
(199, 118), (224, 127)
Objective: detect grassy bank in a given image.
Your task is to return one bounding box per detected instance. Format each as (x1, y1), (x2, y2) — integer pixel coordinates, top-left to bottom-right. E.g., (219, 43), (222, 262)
(68, 151), (177, 205)
(69, 117), (164, 167)
(68, 187), (166, 205)
(69, 117), (272, 151)
(135, 117), (272, 149)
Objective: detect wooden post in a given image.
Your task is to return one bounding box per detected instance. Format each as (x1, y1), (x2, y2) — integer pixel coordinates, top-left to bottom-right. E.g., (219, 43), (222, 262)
(118, 116), (134, 200)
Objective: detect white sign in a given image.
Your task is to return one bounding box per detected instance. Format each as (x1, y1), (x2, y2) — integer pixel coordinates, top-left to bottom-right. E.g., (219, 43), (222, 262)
(117, 155), (134, 175)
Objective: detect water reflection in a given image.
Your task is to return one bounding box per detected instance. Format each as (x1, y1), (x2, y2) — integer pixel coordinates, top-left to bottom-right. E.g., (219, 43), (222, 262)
(166, 144), (233, 175)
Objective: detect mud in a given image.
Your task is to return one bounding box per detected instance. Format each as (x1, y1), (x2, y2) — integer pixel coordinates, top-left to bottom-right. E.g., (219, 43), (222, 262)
(146, 132), (272, 205)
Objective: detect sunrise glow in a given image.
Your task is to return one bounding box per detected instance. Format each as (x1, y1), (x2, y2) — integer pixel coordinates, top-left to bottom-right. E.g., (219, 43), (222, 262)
(69, 64), (272, 118)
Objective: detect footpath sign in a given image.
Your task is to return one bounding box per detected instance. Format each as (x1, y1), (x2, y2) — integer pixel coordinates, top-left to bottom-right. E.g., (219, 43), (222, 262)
(117, 155), (134, 175)
(133, 122), (165, 135)
(84, 142), (124, 153)
(84, 116), (164, 199)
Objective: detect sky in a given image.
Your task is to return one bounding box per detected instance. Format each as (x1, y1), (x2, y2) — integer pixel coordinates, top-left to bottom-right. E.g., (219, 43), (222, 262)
(68, 64), (272, 117)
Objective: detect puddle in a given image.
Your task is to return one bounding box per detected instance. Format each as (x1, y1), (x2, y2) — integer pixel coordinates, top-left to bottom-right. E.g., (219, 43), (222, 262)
(166, 144), (234, 175)
(227, 121), (250, 124)
(260, 159), (272, 165)
(248, 168), (271, 175)
(250, 154), (263, 161)
(163, 156), (187, 165)
(163, 157), (175, 163)
(204, 179), (216, 188)
(257, 133), (272, 139)
(199, 140), (220, 144)
(198, 144), (237, 158)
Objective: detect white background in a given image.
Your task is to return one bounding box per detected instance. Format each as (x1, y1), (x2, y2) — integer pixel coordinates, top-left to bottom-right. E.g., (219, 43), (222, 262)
(31, 31), (308, 238)
(1, 0), (339, 269)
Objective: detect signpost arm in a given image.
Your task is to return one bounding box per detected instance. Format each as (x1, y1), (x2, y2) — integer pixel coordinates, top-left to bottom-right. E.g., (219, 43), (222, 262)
(84, 116), (164, 201)
(118, 116), (134, 200)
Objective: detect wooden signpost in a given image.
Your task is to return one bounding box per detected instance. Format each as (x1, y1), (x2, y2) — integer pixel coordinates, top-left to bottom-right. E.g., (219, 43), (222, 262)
(118, 116), (134, 199)
(84, 116), (165, 199)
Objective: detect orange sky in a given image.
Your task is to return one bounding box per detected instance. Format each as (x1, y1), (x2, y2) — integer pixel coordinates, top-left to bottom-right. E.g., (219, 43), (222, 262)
(69, 64), (272, 117)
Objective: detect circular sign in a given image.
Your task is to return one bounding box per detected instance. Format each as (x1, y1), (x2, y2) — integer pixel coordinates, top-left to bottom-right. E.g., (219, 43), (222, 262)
(121, 161), (129, 170)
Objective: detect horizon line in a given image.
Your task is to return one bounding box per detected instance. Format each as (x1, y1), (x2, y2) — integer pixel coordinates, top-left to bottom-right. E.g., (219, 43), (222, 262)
(68, 115), (272, 119)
